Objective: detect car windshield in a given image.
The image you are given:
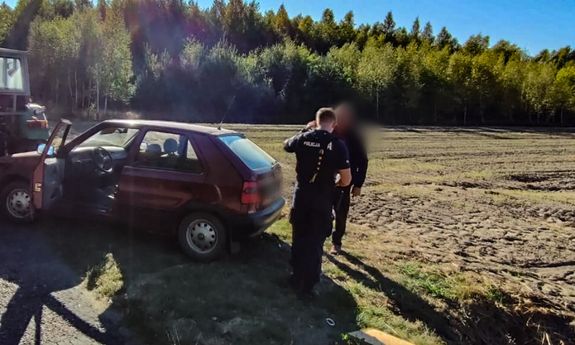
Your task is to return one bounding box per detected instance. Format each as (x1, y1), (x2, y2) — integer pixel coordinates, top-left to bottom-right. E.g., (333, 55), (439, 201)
(78, 127), (139, 148)
(218, 135), (276, 171)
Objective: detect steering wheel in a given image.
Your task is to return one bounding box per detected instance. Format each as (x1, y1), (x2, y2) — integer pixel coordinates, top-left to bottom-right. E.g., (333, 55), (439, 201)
(92, 146), (114, 173)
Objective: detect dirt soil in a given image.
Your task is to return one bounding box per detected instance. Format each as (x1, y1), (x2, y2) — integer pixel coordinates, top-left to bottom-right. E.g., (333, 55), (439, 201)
(350, 188), (575, 312)
(346, 128), (575, 314)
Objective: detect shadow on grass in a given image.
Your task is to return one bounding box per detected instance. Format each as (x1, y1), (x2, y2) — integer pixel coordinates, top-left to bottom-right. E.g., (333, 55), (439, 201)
(327, 252), (458, 343)
(28, 218), (360, 345)
(329, 251), (575, 345)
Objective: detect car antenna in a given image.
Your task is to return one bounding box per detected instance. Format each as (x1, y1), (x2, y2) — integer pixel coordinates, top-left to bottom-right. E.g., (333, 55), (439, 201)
(218, 95), (236, 130)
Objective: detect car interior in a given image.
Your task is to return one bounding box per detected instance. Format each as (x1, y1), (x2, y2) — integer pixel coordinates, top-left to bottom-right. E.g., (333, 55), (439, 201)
(42, 126), (203, 213)
(57, 127), (136, 211)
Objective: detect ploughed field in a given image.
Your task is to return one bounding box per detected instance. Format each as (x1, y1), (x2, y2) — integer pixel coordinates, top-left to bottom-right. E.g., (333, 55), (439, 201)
(237, 125), (575, 344)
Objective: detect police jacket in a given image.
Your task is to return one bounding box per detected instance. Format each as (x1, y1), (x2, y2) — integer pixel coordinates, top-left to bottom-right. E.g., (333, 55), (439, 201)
(284, 129), (350, 196)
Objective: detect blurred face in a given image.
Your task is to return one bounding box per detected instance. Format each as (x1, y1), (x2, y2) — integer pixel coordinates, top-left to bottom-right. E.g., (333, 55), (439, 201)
(335, 105), (355, 129)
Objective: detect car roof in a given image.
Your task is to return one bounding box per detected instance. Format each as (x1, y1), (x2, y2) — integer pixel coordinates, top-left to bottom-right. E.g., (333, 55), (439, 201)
(0, 47), (28, 56)
(102, 119), (238, 136)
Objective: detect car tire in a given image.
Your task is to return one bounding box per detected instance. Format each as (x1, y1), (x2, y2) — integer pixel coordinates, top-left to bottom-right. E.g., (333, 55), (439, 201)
(1, 181), (36, 223)
(178, 212), (227, 262)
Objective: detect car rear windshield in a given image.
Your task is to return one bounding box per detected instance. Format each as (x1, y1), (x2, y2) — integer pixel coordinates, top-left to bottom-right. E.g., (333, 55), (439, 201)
(219, 135), (276, 171)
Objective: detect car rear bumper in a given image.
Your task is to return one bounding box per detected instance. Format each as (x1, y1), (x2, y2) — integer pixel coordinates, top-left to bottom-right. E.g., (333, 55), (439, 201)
(230, 197), (285, 238)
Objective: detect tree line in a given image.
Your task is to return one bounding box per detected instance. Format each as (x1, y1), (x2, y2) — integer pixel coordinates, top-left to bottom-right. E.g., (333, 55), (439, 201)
(1, 0), (574, 125)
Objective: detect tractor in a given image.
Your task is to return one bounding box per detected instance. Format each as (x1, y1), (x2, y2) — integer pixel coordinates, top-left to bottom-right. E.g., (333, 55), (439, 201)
(0, 47), (49, 156)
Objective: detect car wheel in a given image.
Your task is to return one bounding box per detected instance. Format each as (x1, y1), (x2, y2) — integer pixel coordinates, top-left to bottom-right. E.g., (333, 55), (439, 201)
(178, 213), (227, 261)
(1, 181), (36, 223)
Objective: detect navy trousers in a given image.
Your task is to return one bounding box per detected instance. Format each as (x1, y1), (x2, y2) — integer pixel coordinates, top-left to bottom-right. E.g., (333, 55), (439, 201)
(289, 189), (333, 292)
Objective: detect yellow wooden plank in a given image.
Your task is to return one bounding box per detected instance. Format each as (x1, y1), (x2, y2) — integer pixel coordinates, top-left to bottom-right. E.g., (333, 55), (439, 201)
(348, 328), (415, 345)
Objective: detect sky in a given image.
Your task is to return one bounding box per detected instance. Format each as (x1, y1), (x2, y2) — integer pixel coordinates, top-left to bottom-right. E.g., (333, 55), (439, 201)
(4, 0), (574, 54)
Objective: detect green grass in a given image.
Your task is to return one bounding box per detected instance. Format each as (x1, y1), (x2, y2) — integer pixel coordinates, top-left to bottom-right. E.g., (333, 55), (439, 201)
(496, 189), (575, 205)
(84, 253), (124, 300)
(399, 263), (457, 301)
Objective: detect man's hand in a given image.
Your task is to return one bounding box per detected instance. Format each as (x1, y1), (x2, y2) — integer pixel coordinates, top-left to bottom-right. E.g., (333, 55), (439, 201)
(305, 120), (317, 130)
(351, 186), (362, 197)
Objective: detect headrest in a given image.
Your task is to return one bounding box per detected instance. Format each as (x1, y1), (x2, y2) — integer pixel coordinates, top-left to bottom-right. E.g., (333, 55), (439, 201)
(164, 138), (179, 154)
(146, 143), (162, 155)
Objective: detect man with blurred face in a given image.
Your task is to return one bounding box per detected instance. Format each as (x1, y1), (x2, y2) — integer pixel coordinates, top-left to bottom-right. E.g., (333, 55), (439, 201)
(284, 108), (352, 299)
(331, 103), (369, 254)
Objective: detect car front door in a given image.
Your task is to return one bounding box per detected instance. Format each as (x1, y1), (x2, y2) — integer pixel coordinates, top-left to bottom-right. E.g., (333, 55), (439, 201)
(32, 119), (71, 210)
(115, 129), (208, 230)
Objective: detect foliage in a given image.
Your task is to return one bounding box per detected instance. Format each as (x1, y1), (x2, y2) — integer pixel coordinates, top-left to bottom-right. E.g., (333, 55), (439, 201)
(27, 8), (133, 116)
(1, 0), (574, 124)
(84, 253), (123, 300)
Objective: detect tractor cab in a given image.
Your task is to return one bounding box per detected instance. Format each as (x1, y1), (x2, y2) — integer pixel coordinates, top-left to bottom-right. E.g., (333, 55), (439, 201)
(0, 47), (49, 156)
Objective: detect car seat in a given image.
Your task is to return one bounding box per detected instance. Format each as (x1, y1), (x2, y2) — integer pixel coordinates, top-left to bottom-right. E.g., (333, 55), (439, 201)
(162, 138), (180, 168)
(139, 143), (162, 164)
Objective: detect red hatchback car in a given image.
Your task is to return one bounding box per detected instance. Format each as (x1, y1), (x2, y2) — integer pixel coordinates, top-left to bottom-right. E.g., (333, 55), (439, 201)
(0, 120), (284, 261)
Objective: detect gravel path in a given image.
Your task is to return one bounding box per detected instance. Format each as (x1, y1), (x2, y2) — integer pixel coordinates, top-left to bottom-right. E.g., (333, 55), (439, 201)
(0, 223), (124, 345)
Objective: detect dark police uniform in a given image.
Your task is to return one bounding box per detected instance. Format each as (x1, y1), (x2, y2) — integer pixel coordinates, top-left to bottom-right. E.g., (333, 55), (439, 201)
(284, 129), (350, 293)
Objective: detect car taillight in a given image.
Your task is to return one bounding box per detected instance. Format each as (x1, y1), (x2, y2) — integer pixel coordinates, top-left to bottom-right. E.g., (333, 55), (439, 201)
(241, 181), (260, 211)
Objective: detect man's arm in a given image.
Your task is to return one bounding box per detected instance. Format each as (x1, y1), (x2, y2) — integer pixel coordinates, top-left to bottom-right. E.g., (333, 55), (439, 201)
(337, 168), (352, 187)
(301, 120), (317, 133)
(283, 133), (302, 153)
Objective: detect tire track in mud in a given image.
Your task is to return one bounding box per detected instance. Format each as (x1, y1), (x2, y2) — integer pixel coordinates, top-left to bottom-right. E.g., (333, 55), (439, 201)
(347, 187), (575, 315)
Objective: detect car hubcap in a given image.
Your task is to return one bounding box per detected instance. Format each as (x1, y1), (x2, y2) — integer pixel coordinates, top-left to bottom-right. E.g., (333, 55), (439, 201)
(6, 189), (32, 219)
(186, 220), (217, 253)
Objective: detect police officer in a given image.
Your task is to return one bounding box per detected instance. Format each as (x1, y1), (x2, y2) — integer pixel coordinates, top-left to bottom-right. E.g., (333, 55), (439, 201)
(284, 107), (352, 298)
(300, 103), (369, 255)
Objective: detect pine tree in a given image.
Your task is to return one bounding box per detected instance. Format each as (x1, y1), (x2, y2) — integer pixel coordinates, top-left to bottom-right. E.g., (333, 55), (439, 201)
(274, 4), (291, 37)
(339, 11), (355, 44)
(382, 11), (395, 36)
(410, 17), (420, 41)
(435, 26), (457, 51)
(422, 22), (433, 43)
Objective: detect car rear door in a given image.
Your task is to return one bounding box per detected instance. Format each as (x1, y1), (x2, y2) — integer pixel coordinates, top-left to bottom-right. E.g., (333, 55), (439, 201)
(115, 129), (213, 229)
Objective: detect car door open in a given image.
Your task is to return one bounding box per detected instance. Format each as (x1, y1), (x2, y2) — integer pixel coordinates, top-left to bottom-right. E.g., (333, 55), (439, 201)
(32, 119), (71, 210)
